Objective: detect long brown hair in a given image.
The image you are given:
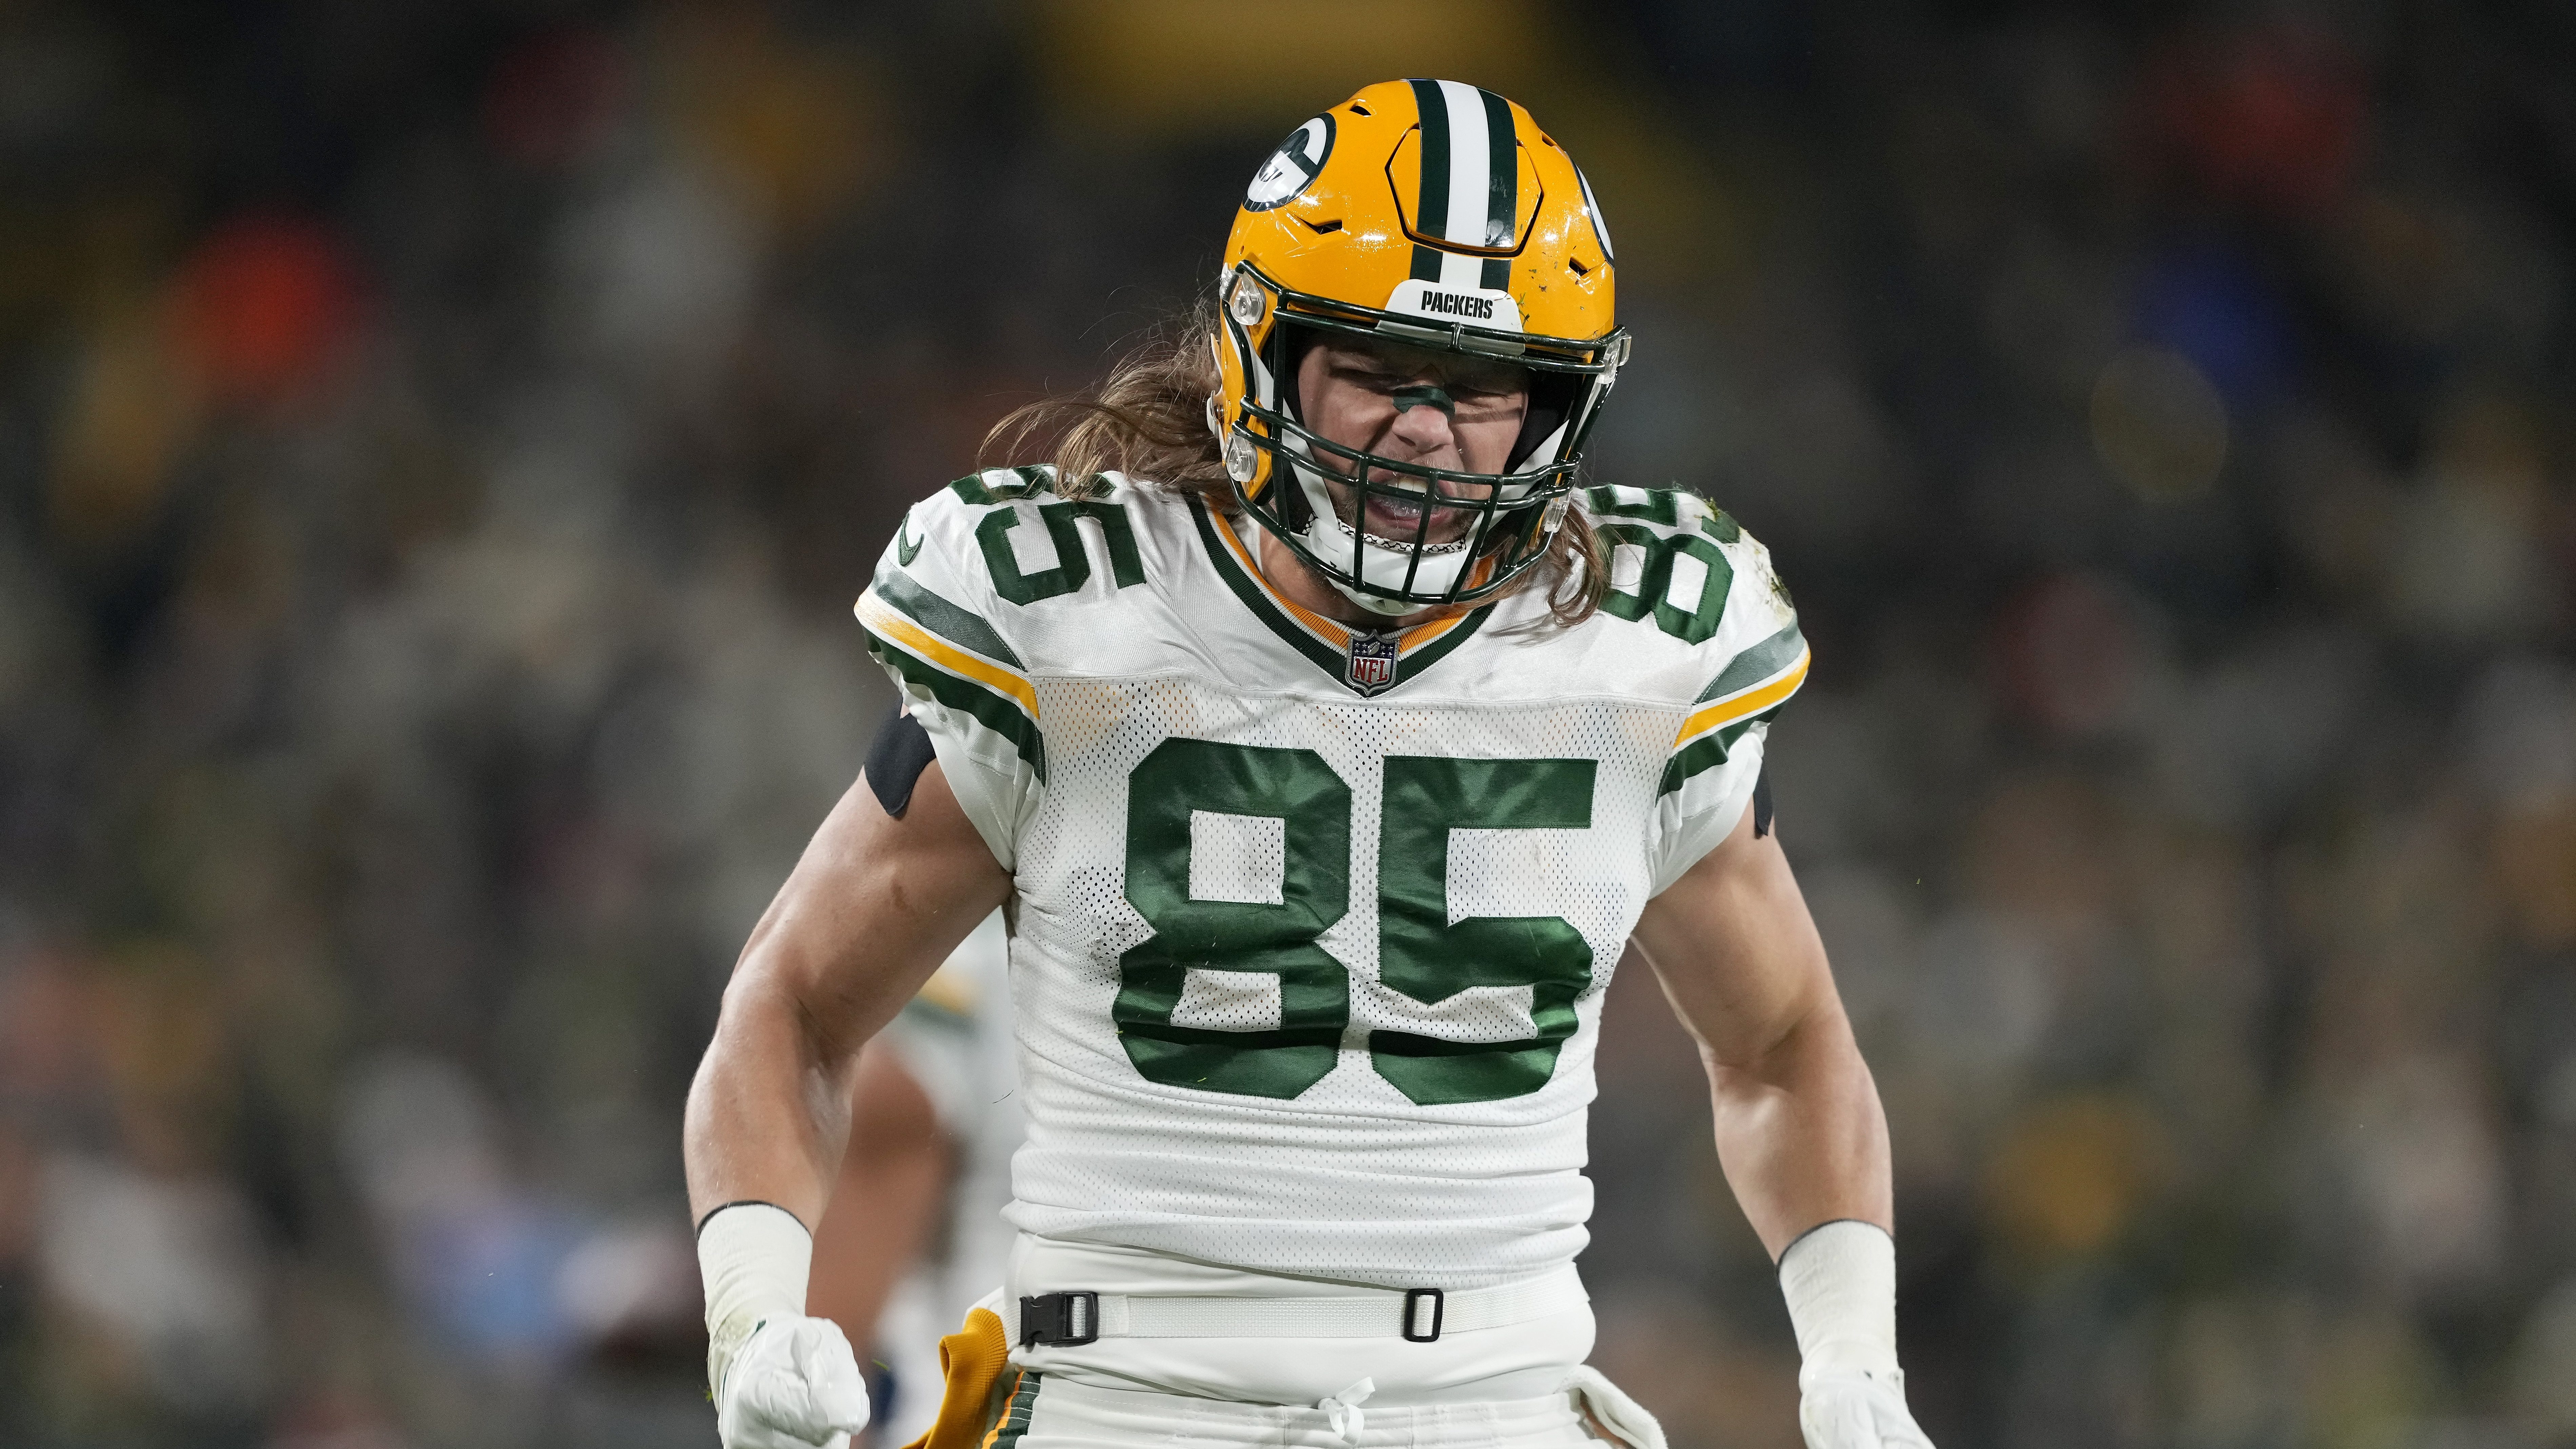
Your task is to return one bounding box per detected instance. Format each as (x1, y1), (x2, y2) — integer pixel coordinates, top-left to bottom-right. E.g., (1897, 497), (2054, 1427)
(980, 300), (1607, 628)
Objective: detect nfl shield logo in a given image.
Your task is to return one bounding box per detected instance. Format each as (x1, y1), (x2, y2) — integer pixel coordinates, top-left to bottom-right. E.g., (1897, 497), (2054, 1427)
(1346, 633), (1400, 695)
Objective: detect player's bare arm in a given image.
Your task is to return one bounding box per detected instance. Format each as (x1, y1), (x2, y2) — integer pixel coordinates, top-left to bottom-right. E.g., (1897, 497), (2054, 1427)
(1630, 802), (1891, 1254)
(685, 759), (1006, 1229)
(682, 758), (1005, 1449)
(1634, 806), (1924, 1448)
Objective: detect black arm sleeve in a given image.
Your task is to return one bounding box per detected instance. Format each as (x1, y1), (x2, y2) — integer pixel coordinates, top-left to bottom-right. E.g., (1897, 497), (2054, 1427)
(864, 708), (937, 818)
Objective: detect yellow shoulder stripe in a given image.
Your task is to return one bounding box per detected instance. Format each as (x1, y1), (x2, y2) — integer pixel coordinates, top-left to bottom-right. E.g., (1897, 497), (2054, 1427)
(1673, 646), (1808, 746)
(856, 592), (1039, 720)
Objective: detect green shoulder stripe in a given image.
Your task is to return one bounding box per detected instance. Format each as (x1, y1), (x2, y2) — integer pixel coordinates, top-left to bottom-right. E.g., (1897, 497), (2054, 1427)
(872, 568), (1024, 669)
(859, 625), (1047, 782)
(1657, 703), (1786, 797)
(1697, 621), (1804, 703)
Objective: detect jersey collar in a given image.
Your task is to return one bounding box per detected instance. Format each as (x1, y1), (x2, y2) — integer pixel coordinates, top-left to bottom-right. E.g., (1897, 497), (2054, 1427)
(1187, 495), (1494, 698)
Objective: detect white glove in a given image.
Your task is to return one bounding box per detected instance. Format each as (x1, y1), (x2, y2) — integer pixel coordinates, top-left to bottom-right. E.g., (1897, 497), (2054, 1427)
(698, 1203), (870, 1449)
(715, 1314), (873, 1449)
(1799, 1368), (1933, 1449)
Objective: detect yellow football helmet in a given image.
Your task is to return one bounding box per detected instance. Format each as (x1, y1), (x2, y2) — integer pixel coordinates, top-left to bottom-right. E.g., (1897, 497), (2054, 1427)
(1212, 78), (1628, 613)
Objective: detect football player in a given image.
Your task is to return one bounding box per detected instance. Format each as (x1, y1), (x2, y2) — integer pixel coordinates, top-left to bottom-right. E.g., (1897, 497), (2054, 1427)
(686, 80), (1933, 1449)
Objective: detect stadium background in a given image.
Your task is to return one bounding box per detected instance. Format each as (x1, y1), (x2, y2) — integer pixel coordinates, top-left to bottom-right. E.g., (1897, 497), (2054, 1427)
(3, 1), (2573, 1445)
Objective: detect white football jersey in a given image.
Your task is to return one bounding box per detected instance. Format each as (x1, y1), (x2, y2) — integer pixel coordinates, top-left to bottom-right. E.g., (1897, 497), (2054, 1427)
(854, 471), (1806, 1290)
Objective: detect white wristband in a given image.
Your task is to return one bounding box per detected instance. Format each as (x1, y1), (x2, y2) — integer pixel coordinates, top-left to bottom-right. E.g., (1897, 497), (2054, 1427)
(697, 1202), (814, 1396)
(1777, 1219), (1900, 1389)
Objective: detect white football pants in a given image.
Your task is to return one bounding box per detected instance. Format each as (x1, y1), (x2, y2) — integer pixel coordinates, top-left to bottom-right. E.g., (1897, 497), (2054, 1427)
(990, 1371), (1639, 1449)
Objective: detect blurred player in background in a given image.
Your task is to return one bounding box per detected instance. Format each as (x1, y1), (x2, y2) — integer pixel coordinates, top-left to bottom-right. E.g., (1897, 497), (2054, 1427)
(805, 909), (1019, 1449)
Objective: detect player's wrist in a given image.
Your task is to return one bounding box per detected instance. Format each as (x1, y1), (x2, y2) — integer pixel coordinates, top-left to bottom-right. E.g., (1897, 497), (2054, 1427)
(1777, 1218), (1902, 1390)
(696, 1200), (815, 1397)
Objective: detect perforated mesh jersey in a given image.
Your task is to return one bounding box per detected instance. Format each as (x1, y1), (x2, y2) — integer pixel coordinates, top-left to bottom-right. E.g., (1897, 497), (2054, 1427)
(854, 471), (1807, 1288)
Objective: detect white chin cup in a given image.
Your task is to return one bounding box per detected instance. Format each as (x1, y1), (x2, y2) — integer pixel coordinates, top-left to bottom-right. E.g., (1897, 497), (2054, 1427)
(1284, 450), (1499, 613)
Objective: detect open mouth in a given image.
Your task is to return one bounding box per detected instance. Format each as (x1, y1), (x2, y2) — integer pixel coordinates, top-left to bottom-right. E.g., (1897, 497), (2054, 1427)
(1353, 475), (1488, 549)
(1348, 489), (1475, 553)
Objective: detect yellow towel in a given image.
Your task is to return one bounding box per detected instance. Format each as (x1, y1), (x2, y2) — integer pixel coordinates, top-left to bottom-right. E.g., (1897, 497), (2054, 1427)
(900, 1305), (1013, 1449)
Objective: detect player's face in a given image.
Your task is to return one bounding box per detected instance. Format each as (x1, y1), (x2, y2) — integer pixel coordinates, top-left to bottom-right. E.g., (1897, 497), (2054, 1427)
(1293, 338), (1530, 548)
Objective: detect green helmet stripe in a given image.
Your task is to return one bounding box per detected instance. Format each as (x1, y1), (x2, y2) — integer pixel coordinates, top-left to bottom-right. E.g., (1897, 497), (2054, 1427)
(1407, 78), (1451, 241)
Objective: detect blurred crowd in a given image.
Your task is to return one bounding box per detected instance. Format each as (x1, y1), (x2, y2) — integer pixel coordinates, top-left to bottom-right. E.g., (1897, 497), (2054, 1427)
(0, 3), (2570, 1447)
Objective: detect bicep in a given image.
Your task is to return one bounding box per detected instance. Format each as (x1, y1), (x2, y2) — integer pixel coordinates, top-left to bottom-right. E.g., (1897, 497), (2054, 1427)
(1628, 799), (1836, 1069)
(728, 758), (1014, 1063)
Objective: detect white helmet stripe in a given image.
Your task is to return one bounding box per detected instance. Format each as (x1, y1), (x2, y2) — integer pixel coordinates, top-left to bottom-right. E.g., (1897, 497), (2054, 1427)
(1436, 248), (1485, 290)
(1434, 80), (1493, 249)
(1406, 78), (1517, 252)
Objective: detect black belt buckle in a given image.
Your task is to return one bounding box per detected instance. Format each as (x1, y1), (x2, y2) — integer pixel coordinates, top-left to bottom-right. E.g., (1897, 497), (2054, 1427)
(1019, 1291), (1099, 1347)
(1401, 1287), (1444, 1342)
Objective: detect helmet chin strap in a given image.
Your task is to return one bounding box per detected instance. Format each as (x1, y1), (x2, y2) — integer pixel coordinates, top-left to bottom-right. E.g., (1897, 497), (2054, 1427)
(1240, 486), (1414, 619)
(1326, 571), (1420, 618)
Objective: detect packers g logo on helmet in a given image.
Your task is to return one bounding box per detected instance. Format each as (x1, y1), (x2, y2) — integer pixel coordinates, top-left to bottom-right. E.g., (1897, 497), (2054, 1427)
(1212, 78), (1628, 614)
(1245, 113), (1335, 212)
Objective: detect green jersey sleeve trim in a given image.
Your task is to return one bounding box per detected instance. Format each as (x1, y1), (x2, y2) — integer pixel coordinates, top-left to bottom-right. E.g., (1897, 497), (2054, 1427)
(1695, 621), (1806, 703)
(857, 619), (1047, 782)
(871, 567), (1026, 669)
(1658, 707), (1784, 797)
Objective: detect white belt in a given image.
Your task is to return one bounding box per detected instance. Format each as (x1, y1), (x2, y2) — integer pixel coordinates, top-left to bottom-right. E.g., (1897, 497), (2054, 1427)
(1009, 1263), (1587, 1344)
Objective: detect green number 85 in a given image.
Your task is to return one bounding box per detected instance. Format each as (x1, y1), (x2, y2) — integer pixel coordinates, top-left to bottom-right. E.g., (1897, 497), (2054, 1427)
(1112, 738), (1596, 1106)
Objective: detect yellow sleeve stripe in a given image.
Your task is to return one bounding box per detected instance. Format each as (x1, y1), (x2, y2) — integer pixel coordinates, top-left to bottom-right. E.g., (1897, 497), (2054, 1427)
(1673, 646), (1809, 746)
(856, 591), (1039, 720)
